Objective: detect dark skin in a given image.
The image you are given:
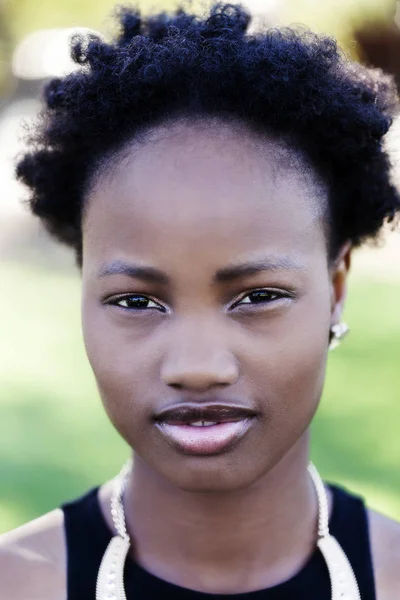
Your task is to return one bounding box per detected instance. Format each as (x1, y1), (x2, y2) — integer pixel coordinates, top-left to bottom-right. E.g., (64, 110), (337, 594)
(81, 118), (350, 593)
(2, 117), (400, 600)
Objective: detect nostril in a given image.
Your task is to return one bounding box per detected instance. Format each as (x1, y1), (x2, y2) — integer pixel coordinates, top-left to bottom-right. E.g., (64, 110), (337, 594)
(169, 382), (183, 390)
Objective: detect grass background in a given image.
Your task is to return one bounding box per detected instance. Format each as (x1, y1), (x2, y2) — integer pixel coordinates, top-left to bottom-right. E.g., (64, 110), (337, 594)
(1, 251), (400, 533)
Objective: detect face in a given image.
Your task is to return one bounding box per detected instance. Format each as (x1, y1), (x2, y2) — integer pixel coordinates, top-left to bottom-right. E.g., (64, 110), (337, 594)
(81, 118), (349, 493)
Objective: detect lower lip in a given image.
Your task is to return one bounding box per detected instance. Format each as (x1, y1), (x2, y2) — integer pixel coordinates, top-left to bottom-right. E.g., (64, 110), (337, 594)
(154, 418), (254, 455)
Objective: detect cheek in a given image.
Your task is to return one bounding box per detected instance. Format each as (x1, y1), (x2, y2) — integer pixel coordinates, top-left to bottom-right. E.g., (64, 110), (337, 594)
(246, 288), (331, 447)
(81, 301), (157, 442)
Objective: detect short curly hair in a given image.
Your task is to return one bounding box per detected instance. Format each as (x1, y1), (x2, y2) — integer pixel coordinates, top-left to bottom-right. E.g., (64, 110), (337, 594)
(16, 2), (400, 268)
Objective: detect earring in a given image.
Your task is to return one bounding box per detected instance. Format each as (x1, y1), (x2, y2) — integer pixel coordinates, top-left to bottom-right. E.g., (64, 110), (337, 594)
(329, 322), (349, 350)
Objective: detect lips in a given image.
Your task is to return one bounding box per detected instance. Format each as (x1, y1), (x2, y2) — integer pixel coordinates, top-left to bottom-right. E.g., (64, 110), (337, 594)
(153, 403), (256, 425)
(153, 402), (257, 455)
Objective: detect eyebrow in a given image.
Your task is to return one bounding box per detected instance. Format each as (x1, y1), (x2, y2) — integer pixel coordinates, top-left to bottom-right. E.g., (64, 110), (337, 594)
(96, 256), (305, 284)
(214, 257), (306, 282)
(97, 260), (170, 284)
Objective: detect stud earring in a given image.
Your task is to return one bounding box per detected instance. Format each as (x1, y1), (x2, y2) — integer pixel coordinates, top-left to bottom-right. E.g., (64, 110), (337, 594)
(329, 322), (349, 350)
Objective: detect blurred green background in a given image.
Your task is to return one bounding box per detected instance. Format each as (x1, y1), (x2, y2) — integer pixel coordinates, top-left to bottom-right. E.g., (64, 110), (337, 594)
(1, 0), (400, 534)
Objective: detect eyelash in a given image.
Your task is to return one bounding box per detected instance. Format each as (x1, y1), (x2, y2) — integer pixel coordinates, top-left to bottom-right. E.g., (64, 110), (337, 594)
(104, 289), (293, 313)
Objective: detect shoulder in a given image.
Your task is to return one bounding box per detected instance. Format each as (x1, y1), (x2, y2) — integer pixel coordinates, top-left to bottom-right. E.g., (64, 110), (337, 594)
(367, 507), (400, 600)
(0, 508), (66, 600)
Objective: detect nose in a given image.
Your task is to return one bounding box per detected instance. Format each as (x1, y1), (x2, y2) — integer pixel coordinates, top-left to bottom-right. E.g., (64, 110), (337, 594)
(160, 318), (239, 392)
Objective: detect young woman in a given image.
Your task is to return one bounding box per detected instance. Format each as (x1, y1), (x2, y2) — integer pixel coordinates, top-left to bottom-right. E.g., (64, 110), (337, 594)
(1, 3), (399, 599)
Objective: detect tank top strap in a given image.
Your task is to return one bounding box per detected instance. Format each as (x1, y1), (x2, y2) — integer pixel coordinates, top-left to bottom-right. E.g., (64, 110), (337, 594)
(62, 486), (110, 600)
(327, 483), (376, 599)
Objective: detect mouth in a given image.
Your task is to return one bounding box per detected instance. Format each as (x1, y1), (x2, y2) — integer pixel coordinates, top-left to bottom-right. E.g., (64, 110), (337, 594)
(153, 403), (257, 455)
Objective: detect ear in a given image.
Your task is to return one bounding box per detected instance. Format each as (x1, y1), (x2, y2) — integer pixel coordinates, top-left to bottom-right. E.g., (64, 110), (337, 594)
(329, 240), (352, 325)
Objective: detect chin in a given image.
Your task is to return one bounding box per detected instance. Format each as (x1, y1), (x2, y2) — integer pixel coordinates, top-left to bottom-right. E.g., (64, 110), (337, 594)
(159, 455), (267, 494)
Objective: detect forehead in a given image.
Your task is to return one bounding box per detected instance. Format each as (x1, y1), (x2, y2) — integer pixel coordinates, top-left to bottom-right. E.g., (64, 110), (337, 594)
(83, 119), (328, 272)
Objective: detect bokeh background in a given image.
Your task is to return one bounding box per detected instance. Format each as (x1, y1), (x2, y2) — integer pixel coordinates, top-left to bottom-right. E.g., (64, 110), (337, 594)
(1, 0), (400, 534)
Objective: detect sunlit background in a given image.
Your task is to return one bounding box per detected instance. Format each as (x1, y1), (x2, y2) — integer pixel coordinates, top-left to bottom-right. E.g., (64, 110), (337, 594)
(1, 0), (400, 534)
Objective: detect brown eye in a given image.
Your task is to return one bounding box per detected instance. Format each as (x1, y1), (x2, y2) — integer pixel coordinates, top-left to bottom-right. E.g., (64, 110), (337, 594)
(241, 290), (280, 304)
(106, 295), (165, 311)
(232, 289), (290, 309)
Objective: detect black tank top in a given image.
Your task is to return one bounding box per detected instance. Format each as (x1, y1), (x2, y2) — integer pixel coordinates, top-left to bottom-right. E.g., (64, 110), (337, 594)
(62, 483), (376, 600)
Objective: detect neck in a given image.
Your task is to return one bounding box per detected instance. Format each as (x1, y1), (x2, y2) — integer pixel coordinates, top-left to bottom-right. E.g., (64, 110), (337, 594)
(118, 431), (331, 594)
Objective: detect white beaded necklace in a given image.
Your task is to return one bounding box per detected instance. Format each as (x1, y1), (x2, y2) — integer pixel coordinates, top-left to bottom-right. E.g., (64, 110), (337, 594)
(96, 460), (361, 600)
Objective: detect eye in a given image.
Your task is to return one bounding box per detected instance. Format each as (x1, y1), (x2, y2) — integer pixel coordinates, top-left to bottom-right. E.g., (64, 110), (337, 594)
(104, 294), (166, 312)
(231, 289), (291, 309)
